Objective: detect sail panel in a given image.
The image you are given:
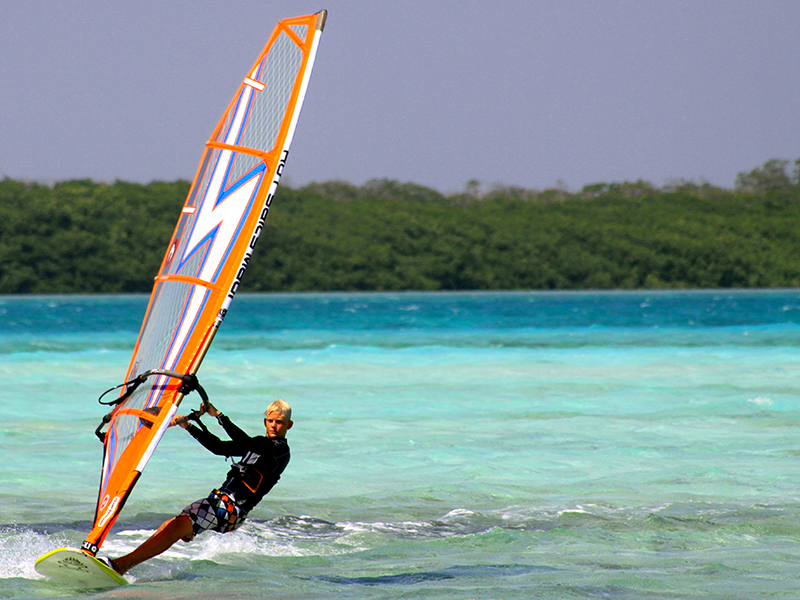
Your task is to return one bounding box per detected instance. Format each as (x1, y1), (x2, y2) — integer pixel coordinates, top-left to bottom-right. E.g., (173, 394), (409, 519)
(100, 279), (211, 484)
(82, 11), (326, 555)
(211, 32), (304, 155)
(289, 24), (309, 41)
(228, 153), (264, 192)
(238, 32), (305, 153)
(136, 281), (213, 373)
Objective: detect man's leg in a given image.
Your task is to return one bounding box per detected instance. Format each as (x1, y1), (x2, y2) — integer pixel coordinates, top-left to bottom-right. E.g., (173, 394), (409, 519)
(110, 514), (194, 575)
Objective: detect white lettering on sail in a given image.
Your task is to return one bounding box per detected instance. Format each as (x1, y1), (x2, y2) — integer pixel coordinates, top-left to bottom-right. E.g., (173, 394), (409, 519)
(97, 496), (120, 528)
(226, 149), (289, 302)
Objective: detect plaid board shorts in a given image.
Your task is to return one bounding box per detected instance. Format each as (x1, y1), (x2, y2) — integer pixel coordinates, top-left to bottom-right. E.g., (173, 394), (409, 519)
(181, 489), (247, 538)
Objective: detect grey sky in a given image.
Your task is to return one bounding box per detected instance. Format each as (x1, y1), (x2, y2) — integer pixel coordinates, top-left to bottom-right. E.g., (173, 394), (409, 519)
(2, 1), (798, 193)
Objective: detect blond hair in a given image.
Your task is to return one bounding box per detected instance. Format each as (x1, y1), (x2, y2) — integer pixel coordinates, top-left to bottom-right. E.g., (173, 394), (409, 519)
(265, 399), (292, 421)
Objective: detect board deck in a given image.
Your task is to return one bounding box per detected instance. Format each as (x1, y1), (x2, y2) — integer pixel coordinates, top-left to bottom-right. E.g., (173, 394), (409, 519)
(35, 547), (127, 588)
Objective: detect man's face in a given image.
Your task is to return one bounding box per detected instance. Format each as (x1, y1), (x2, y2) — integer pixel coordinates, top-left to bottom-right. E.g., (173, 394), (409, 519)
(265, 411), (292, 438)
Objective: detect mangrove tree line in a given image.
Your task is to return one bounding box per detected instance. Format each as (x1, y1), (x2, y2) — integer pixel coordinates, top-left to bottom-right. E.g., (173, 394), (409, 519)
(1, 158), (799, 293)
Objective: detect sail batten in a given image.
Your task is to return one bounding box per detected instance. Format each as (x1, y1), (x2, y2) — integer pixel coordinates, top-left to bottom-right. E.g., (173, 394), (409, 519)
(81, 10), (326, 556)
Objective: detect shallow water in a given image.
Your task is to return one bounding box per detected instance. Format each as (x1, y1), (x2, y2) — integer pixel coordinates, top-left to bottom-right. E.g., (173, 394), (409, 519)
(2, 290), (800, 599)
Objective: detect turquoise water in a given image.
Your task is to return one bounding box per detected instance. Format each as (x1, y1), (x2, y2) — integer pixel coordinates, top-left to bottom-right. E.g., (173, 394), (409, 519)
(2, 290), (800, 599)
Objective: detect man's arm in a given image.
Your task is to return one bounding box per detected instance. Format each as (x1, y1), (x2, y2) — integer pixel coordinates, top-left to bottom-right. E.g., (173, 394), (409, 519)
(185, 422), (241, 456)
(203, 401), (253, 448)
(172, 403), (243, 457)
(216, 414), (253, 446)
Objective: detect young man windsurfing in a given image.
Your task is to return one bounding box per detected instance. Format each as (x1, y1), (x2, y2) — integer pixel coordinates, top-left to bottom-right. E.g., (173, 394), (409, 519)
(104, 399), (293, 575)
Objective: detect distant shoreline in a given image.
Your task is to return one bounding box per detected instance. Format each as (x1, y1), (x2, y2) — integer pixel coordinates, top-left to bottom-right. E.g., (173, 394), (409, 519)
(2, 161), (799, 294)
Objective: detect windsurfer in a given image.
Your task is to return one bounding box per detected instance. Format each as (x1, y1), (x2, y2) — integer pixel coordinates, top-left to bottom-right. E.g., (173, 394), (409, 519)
(105, 399), (293, 575)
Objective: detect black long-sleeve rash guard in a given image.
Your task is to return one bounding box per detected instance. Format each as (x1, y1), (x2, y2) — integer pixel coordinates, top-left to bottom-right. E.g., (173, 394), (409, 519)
(186, 414), (290, 513)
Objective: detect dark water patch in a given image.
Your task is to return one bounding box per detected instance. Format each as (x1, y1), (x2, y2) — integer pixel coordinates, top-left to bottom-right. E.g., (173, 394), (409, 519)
(0, 295), (146, 333)
(268, 515), (345, 541)
(7, 291), (800, 357)
(644, 513), (719, 531)
(6, 290), (800, 335)
(314, 563), (555, 586)
(0, 338), (134, 356)
(552, 584), (648, 599)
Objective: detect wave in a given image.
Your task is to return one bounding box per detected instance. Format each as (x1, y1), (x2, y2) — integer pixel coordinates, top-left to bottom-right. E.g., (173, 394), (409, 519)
(6, 499), (797, 577)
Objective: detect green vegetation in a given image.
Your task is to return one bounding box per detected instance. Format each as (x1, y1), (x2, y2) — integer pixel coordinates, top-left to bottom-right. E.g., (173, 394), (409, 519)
(2, 159), (800, 293)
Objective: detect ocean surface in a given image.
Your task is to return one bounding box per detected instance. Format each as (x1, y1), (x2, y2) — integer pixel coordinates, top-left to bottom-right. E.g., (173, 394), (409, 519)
(2, 290), (800, 599)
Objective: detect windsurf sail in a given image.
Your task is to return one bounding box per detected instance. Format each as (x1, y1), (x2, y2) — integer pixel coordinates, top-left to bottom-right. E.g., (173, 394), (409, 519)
(82, 10), (326, 556)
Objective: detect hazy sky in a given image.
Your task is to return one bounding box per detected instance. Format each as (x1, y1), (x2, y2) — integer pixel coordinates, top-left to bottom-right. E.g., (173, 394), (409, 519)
(2, 1), (799, 193)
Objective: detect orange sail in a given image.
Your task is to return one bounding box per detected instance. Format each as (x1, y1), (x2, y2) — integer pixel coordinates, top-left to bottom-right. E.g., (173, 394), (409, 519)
(82, 10), (326, 555)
